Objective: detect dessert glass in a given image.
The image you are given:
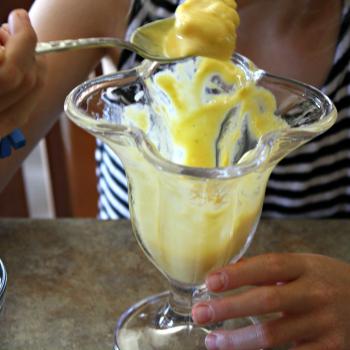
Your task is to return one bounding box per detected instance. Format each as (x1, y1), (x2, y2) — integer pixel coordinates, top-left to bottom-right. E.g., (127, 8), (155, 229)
(65, 54), (337, 350)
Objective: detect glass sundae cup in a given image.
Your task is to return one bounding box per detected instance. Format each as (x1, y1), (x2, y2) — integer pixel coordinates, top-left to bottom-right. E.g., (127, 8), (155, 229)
(64, 54), (336, 350)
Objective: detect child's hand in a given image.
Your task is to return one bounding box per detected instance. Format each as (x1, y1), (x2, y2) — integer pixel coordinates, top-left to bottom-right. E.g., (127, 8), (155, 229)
(193, 253), (350, 350)
(0, 9), (46, 137)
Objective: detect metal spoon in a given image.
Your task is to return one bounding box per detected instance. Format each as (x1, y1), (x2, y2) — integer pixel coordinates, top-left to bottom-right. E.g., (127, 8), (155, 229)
(35, 18), (187, 63)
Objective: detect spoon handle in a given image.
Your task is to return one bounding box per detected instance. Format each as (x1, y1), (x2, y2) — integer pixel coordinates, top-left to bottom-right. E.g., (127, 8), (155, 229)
(35, 37), (134, 54)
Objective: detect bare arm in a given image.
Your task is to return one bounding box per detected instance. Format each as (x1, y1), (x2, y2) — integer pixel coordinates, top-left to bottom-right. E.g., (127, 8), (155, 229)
(0, 0), (130, 191)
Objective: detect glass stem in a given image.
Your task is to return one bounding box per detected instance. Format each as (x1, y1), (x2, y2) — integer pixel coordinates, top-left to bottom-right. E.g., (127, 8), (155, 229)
(168, 282), (195, 316)
(156, 281), (211, 329)
(156, 282), (197, 329)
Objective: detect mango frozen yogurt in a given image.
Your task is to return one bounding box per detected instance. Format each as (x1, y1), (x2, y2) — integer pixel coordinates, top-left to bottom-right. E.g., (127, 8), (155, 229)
(103, 1), (287, 285)
(105, 57), (286, 285)
(164, 0), (240, 60)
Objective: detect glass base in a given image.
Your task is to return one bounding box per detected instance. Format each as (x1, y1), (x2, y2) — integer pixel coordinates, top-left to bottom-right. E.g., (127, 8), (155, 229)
(114, 291), (259, 350)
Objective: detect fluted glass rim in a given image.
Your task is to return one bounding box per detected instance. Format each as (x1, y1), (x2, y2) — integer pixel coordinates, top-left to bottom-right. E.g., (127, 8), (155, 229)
(0, 259), (7, 308)
(64, 53), (337, 179)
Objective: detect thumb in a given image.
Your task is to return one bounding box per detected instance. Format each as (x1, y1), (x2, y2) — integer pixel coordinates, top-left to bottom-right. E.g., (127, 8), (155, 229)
(8, 9), (32, 35)
(6, 9), (37, 69)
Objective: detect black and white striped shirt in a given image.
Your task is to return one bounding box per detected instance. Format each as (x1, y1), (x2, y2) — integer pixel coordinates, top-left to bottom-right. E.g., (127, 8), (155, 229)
(96, 0), (350, 219)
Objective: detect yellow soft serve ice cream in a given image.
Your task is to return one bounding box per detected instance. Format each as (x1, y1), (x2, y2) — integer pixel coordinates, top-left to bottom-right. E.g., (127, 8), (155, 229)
(104, 56), (287, 285)
(132, 0), (239, 60)
(123, 58), (285, 169)
(100, 1), (288, 285)
(165, 0), (240, 60)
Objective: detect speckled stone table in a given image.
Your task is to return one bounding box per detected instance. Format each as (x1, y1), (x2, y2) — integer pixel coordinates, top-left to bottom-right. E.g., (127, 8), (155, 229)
(0, 219), (349, 350)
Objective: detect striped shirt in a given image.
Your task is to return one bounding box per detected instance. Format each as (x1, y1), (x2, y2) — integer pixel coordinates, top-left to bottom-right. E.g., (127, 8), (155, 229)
(96, 0), (350, 219)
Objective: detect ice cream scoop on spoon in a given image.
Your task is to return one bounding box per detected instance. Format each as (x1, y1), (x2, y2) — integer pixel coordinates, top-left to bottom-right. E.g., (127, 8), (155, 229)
(35, 0), (239, 62)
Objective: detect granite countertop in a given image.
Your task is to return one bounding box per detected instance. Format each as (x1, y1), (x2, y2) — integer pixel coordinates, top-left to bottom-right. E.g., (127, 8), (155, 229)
(0, 219), (349, 349)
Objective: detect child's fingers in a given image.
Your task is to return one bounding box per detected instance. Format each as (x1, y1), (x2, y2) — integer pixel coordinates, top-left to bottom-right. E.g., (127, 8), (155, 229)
(0, 25), (10, 64)
(0, 46), (4, 64)
(1, 24), (10, 35)
(1, 24), (10, 34)
(0, 10), (38, 94)
(0, 25), (10, 46)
